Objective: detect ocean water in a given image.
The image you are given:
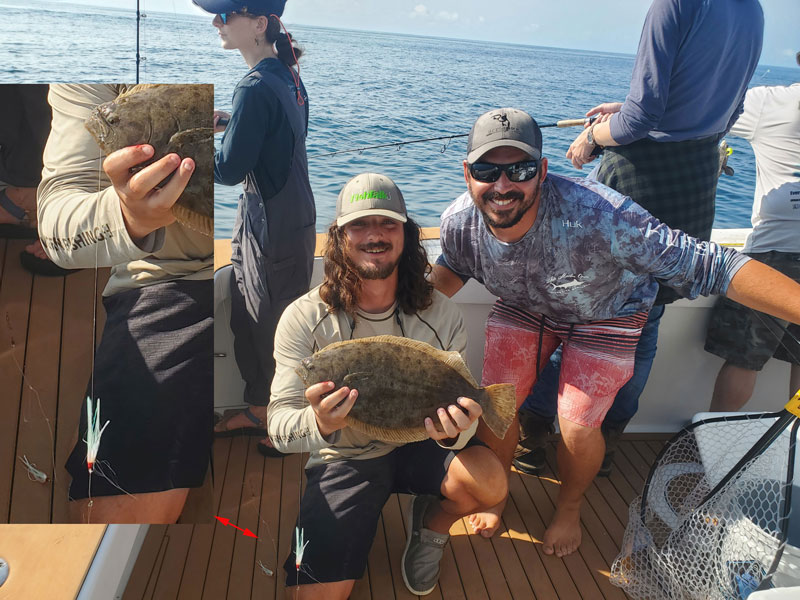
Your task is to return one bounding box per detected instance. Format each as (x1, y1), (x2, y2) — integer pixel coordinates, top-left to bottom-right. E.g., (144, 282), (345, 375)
(1, 1), (797, 238)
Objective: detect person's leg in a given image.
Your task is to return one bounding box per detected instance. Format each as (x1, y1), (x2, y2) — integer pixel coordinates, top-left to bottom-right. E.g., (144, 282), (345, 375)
(68, 488), (189, 524)
(515, 346), (560, 474)
(545, 417), (604, 557)
(284, 456), (393, 597)
(398, 439), (506, 595)
(428, 446), (507, 532)
(543, 312), (645, 556)
(471, 302), (560, 537)
(710, 362), (759, 411)
(65, 282), (212, 523)
(598, 304), (664, 475)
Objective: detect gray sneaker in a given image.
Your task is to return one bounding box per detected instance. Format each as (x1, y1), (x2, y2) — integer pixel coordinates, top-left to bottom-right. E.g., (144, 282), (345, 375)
(402, 494), (449, 596)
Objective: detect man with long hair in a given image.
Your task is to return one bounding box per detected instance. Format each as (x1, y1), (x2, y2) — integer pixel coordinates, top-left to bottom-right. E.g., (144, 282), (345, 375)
(267, 172), (506, 599)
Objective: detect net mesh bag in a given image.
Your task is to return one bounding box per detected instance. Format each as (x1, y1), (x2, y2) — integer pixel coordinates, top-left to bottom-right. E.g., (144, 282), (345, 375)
(611, 413), (798, 600)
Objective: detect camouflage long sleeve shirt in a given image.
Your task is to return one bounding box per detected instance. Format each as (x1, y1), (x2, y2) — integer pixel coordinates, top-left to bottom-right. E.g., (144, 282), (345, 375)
(439, 174), (750, 323)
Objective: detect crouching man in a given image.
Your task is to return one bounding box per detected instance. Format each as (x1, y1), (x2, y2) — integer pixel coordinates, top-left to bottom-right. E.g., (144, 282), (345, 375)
(267, 173), (507, 598)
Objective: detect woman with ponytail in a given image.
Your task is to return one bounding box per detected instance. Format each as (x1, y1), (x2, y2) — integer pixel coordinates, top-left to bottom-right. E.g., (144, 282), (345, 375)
(195, 0), (316, 456)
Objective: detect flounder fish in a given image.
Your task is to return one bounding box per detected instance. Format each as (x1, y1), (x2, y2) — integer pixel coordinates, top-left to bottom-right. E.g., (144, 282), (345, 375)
(84, 84), (213, 237)
(295, 335), (517, 444)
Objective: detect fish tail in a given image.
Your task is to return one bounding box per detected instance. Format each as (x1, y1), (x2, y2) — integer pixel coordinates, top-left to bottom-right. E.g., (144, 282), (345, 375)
(482, 384), (517, 440)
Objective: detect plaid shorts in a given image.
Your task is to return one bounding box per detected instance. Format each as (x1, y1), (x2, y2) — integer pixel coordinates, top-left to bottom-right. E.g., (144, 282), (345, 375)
(482, 300), (648, 428)
(705, 251), (800, 370)
(595, 135), (720, 305)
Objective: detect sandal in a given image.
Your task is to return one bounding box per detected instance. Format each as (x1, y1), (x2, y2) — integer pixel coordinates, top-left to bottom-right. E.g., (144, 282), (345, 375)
(0, 188), (38, 239)
(214, 406), (267, 438)
(20, 247), (78, 277)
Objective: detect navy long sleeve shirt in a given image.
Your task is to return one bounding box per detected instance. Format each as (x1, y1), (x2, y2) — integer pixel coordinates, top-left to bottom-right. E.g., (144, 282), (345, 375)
(214, 57), (308, 201)
(610, 0), (763, 145)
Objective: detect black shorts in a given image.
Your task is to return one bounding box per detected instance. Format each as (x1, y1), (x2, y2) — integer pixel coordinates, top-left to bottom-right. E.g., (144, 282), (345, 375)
(705, 252), (800, 370)
(65, 279), (213, 499)
(283, 438), (484, 586)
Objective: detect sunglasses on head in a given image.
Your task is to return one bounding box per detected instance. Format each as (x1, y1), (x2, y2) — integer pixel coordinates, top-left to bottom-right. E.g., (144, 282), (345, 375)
(468, 160), (539, 183)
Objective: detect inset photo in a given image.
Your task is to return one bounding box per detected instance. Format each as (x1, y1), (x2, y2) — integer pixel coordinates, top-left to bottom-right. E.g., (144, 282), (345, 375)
(0, 83), (214, 525)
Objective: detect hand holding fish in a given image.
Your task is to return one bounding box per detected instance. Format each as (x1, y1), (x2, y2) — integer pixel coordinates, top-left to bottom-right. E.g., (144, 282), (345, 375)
(424, 396), (482, 442)
(306, 381), (359, 438)
(103, 144), (195, 242)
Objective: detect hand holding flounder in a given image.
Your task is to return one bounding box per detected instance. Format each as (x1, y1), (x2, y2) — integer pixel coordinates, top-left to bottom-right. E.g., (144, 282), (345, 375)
(295, 335), (517, 444)
(103, 144), (195, 242)
(84, 84), (213, 237)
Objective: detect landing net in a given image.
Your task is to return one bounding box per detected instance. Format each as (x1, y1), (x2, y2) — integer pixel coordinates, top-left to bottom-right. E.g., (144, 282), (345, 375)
(611, 406), (800, 599)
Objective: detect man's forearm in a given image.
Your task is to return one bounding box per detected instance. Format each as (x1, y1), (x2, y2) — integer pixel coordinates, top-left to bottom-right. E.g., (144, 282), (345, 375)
(431, 263), (466, 298)
(726, 260), (800, 325)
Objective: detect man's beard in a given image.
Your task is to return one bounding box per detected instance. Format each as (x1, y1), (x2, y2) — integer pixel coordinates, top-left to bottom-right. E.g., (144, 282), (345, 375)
(469, 181), (538, 229)
(351, 243), (401, 280)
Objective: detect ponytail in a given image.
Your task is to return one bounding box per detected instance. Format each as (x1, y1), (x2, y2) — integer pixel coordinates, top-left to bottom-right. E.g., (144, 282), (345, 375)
(266, 15), (303, 67)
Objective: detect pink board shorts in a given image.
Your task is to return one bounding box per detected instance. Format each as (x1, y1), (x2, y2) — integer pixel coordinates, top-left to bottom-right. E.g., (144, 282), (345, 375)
(482, 300), (648, 428)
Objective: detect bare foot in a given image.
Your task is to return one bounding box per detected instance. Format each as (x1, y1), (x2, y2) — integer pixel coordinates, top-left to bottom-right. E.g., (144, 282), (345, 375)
(24, 240), (48, 259)
(468, 496), (506, 538)
(542, 505), (582, 557)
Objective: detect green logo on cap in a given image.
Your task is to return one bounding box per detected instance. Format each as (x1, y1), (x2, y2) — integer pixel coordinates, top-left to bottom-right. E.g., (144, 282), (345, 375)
(350, 190), (389, 203)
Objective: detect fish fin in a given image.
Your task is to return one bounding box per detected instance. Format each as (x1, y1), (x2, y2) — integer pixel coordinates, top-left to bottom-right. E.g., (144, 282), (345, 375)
(345, 416), (429, 444)
(172, 202), (213, 237)
(441, 351), (479, 387)
(481, 384), (517, 440)
(116, 83), (162, 100)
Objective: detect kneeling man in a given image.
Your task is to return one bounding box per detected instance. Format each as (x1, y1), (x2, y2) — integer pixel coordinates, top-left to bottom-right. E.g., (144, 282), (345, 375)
(268, 173), (507, 599)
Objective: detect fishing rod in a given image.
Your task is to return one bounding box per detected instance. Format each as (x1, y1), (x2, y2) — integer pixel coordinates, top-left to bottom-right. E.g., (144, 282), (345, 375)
(308, 117), (594, 159)
(212, 116), (594, 156)
(136, 0), (140, 83)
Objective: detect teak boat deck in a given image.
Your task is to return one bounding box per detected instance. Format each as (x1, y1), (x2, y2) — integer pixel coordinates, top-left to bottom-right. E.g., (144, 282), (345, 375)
(124, 433), (671, 600)
(0, 237), (109, 523)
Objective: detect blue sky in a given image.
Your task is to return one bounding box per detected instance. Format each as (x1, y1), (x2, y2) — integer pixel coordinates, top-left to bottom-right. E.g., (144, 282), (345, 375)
(56, 0), (799, 68)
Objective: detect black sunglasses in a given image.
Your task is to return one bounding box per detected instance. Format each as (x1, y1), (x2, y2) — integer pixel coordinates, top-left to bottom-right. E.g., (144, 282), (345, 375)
(468, 160), (539, 183)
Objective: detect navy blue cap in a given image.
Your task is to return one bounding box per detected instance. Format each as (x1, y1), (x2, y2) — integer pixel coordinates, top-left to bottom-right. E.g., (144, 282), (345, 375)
(192, 0), (286, 17)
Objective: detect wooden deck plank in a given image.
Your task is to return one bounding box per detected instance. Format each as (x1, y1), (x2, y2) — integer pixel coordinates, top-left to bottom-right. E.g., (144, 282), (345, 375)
(496, 484), (546, 600)
(149, 525), (196, 600)
(363, 509), (397, 599)
(448, 517), (496, 600)
(540, 445), (620, 600)
(52, 267), (109, 522)
(511, 471), (581, 599)
(175, 438), (232, 600)
(0, 240), (33, 522)
(125, 433), (674, 599)
(464, 522), (515, 600)
(276, 453), (303, 600)
(202, 435), (248, 600)
(251, 443), (284, 600)
(10, 274), (63, 523)
(226, 441), (264, 600)
(121, 525), (168, 600)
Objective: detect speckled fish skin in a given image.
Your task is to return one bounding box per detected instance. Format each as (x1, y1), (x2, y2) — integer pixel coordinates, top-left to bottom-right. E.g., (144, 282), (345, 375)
(84, 84), (213, 236)
(295, 335), (516, 443)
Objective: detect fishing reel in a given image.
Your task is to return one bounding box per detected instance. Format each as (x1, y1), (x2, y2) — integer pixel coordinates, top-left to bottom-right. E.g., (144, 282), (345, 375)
(718, 139), (734, 178)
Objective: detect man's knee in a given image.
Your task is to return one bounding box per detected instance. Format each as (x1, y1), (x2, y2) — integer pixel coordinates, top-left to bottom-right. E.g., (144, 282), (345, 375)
(447, 446), (508, 506)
